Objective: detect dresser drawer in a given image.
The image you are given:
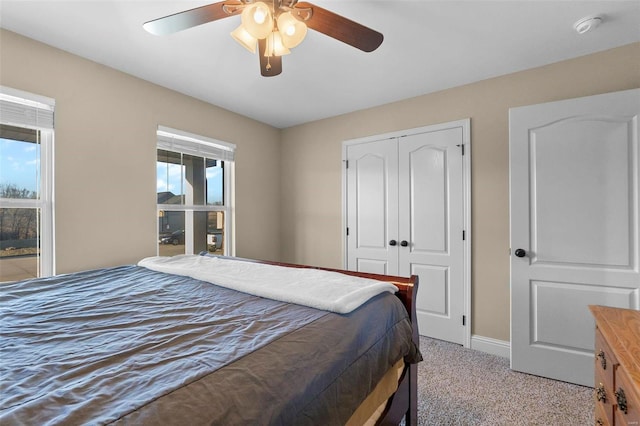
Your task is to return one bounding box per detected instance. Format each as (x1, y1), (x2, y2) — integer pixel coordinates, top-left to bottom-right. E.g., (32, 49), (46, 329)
(595, 394), (612, 425)
(595, 326), (618, 391)
(613, 367), (640, 426)
(596, 366), (615, 426)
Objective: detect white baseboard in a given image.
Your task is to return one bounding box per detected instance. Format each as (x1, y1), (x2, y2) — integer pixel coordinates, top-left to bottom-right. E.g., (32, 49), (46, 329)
(470, 335), (510, 359)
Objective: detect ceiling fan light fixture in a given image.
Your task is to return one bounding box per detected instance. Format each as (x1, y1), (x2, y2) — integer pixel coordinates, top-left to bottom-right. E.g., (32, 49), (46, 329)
(144, 1), (384, 77)
(241, 2), (273, 39)
(264, 31), (290, 57)
(277, 12), (307, 48)
(230, 25), (257, 53)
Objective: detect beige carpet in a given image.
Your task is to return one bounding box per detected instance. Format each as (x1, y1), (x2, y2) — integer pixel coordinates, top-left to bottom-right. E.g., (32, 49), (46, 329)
(415, 337), (594, 425)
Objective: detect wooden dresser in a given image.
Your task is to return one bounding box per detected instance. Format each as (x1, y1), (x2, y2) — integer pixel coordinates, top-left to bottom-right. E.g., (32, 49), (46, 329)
(590, 305), (640, 426)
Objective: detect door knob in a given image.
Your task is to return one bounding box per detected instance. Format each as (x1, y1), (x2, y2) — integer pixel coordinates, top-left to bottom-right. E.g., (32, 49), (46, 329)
(400, 240), (409, 247)
(514, 248), (526, 258)
(389, 240), (397, 246)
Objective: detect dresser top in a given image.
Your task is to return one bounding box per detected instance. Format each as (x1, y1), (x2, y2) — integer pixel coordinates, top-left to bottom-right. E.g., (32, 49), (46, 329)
(590, 305), (640, 388)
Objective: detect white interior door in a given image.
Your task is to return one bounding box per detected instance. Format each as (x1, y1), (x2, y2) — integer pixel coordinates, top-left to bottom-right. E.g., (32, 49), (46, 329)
(346, 138), (399, 275)
(510, 89), (640, 386)
(399, 128), (465, 344)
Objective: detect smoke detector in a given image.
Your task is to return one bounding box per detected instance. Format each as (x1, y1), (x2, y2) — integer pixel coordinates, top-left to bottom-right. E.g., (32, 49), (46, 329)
(574, 16), (603, 34)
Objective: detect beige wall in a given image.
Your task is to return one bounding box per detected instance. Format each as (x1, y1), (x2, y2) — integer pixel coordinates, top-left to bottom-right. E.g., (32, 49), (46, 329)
(280, 42), (640, 342)
(0, 29), (282, 273)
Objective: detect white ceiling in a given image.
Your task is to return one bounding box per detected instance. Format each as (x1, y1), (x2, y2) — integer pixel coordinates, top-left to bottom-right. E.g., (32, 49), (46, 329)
(1, 1), (639, 128)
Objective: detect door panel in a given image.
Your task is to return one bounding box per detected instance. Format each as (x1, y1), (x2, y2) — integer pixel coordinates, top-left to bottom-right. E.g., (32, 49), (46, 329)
(412, 264), (449, 316)
(400, 128), (464, 344)
(531, 280), (636, 350)
(510, 88), (640, 386)
(356, 258), (388, 275)
(409, 145), (448, 253)
(346, 139), (399, 275)
(531, 118), (633, 267)
(356, 154), (389, 248)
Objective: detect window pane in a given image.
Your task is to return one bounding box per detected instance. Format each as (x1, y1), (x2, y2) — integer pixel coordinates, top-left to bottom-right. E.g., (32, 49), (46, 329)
(156, 136), (230, 258)
(206, 159), (224, 206)
(157, 149), (184, 204)
(158, 211), (185, 256)
(183, 154), (205, 205)
(0, 125), (41, 199)
(0, 207), (40, 282)
(206, 211), (225, 255)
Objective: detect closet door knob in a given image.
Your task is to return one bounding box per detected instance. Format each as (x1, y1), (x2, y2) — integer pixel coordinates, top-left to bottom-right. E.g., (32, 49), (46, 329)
(514, 248), (526, 258)
(389, 240), (397, 246)
(400, 240), (409, 247)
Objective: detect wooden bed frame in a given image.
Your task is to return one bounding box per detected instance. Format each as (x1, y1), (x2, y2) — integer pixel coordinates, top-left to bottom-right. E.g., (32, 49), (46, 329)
(3, 254), (419, 425)
(252, 258), (420, 426)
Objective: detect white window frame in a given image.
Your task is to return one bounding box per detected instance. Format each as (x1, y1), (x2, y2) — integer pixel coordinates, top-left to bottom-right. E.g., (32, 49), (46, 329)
(0, 86), (55, 277)
(156, 126), (235, 256)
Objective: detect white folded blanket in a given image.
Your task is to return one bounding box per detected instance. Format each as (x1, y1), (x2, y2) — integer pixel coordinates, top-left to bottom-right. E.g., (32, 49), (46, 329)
(138, 255), (397, 314)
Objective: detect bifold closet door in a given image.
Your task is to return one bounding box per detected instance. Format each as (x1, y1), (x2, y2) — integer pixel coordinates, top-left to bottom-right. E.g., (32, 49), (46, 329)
(346, 123), (466, 345)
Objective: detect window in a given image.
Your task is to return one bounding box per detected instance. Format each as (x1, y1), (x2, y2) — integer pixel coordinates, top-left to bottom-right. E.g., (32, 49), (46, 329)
(156, 126), (234, 257)
(0, 87), (54, 282)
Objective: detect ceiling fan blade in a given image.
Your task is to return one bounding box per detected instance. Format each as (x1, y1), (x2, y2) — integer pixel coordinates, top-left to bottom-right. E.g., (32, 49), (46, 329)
(294, 2), (383, 52)
(258, 38), (283, 77)
(143, 1), (243, 36)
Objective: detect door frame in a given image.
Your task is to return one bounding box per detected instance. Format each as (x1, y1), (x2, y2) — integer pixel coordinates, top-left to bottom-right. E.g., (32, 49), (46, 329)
(342, 119), (472, 348)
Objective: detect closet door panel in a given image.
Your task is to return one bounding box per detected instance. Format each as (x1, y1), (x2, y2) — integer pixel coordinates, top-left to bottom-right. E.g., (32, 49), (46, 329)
(346, 138), (399, 275)
(408, 145), (448, 253)
(399, 127), (465, 344)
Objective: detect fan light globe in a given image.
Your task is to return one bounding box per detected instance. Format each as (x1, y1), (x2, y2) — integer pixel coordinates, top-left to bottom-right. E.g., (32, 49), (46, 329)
(277, 12), (307, 48)
(241, 2), (273, 39)
(230, 25), (257, 53)
(265, 31), (290, 57)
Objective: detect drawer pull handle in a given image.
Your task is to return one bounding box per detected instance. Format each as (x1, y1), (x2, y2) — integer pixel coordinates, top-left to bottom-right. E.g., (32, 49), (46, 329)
(615, 388), (628, 414)
(596, 419), (604, 426)
(596, 384), (607, 403)
(597, 349), (607, 370)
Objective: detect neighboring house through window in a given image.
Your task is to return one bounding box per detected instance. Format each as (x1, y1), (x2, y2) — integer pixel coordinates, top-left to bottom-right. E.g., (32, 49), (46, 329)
(0, 87), (55, 282)
(156, 126), (235, 257)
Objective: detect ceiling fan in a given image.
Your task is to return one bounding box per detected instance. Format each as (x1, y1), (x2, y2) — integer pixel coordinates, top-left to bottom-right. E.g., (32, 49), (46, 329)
(143, 0), (383, 77)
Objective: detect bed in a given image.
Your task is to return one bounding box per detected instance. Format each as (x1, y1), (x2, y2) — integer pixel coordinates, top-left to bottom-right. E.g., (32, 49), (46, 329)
(1, 254), (421, 425)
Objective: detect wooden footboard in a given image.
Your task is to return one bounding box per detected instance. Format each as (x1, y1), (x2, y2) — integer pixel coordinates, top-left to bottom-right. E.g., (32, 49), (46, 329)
(370, 274), (419, 426)
(247, 258), (420, 426)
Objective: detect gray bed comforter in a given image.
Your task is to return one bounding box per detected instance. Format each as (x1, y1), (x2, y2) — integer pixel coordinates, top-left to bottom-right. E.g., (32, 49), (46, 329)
(1, 265), (420, 425)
